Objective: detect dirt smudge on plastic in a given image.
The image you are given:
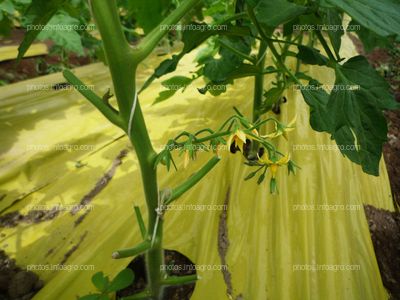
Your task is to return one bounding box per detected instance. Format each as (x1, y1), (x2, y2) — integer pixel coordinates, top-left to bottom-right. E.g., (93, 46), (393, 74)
(0, 208), (59, 228)
(218, 187), (243, 300)
(60, 231), (88, 265)
(71, 149), (128, 216)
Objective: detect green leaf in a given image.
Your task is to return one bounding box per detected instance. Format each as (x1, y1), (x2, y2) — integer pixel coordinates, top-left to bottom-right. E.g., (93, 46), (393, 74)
(140, 24), (251, 92)
(332, 126), (360, 164)
(302, 55), (399, 175)
(198, 63), (262, 96)
(0, 16), (12, 37)
(300, 80), (332, 132)
(326, 0), (400, 37)
(122, 0), (172, 33)
(0, 0), (15, 15)
(37, 13), (84, 55)
(154, 76), (194, 104)
(334, 56), (398, 111)
(154, 90), (177, 104)
(326, 56), (398, 175)
(261, 87), (285, 113)
(245, 170), (259, 180)
(257, 173), (266, 184)
(253, 0), (308, 28)
(287, 161), (297, 175)
(108, 268), (134, 292)
(296, 45), (329, 66)
(203, 35), (252, 83)
(321, 8), (343, 55)
(78, 294), (103, 300)
(17, 0), (67, 62)
(161, 76), (193, 90)
(91, 272), (108, 293)
(348, 20), (391, 52)
(301, 59), (400, 175)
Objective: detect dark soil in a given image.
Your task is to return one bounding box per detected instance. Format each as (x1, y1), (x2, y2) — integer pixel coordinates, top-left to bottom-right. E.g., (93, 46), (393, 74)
(116, 250), (196, 300)
(0, 54), (91, 84)
(0, 250), (43, 300)
(0, 29), (92, 84)
(364, 205), (400, 300)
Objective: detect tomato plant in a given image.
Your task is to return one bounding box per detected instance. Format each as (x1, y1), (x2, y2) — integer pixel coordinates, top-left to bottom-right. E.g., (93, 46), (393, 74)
(16, 0), (399, 299)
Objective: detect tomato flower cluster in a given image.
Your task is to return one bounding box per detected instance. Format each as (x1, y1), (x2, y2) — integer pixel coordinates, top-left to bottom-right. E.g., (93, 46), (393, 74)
(156, 109), (298, 193)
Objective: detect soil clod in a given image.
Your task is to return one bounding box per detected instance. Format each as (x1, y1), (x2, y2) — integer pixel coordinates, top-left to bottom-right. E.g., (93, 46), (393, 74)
(364, 205), (400, 300)
(0, 251), (43, 300)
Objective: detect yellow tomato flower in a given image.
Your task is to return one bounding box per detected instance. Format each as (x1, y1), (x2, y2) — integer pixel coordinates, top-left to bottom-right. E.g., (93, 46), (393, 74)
(262, 115), (297, 140)
(227, 126), (259, 154)
(259, 152), (290, 178)
(227, 129), (248, 153)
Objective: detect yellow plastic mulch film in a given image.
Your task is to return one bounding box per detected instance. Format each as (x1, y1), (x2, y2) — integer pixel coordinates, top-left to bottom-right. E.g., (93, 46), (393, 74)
(0, 43), (48, 62)
(0, 34), (394, 300)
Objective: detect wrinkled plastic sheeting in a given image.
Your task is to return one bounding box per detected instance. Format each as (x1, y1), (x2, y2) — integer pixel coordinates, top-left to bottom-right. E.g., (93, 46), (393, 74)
(0, 36), (394, 300)
(0, 43), (48, 62)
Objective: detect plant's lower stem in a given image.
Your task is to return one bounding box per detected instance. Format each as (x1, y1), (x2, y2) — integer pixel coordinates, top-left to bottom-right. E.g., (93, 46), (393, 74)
(90, 1), (207, 298)
(146, 220), (165, 299)
(91, 1), (164, 298)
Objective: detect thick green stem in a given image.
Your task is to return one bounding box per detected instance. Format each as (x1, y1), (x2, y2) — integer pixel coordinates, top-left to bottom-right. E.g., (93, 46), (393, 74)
(90, 1), (201, 298)
(146, 219), (164, 299)
(90, 1), (161, 298)
(252, 41), (267, 123)
(90, 0), (137, 117)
